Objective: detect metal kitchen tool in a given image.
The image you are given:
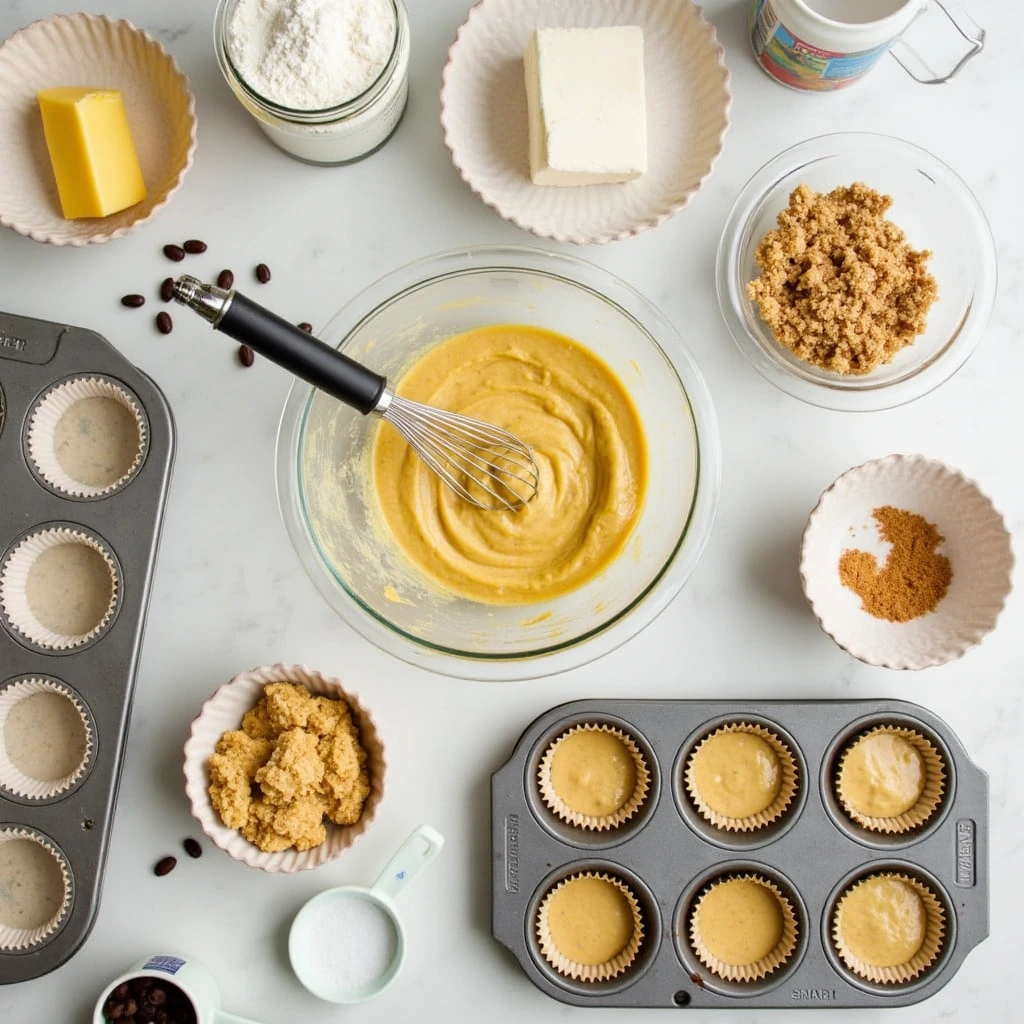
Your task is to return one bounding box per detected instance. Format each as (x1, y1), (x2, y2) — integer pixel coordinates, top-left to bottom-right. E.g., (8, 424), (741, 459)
(0, 311), (175, 984)
(171, 276), (538, 511)
(492, 698), (988, 1009)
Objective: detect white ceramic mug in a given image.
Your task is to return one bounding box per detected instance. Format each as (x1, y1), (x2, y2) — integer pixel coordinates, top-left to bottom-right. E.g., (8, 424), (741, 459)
(749, 0), (984, 91)
(93, 955), (264, 1024)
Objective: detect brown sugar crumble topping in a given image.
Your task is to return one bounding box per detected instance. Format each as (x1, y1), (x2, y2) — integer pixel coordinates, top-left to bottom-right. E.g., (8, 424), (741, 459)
(747, 183), (938, 375)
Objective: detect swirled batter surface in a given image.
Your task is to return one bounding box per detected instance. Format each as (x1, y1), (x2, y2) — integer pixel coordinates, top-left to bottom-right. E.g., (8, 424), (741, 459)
(372, 324), (647, 604)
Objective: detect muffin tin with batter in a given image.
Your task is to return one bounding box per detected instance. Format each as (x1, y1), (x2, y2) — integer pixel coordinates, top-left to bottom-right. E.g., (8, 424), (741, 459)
(491, 698), (988, 1009)
(0, 310), (174, 983)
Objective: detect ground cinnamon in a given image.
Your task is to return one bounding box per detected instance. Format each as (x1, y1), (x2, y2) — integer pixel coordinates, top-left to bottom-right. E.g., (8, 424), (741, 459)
(838, 506), (952, 622)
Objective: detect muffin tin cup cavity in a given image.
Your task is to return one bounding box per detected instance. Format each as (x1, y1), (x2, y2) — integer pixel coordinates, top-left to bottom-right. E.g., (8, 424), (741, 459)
(829, 870), (947, 988)
(538, 723), (651, 833)
(0, 526), (120, 651)
(0, 677), (94, 801)
(686, 870), (800, 986)
(536, 870), (645, 983)
(26, 376), (148, 499)
(683, 720), (799, 834)
(0, 827), (73, 951)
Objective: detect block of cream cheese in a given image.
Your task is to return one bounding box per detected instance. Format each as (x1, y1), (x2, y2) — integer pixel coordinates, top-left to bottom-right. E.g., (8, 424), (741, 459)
(37, 87), (147, 219)
(523, 26), (647, 187)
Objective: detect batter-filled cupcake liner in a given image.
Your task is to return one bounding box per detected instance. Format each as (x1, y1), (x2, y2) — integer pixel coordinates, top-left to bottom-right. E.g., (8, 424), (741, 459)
(0, 827), (73, 950)
(0, 526), (120, 650)
(536, 871), (645, 982)
(538, 722), (651, 831)
(835, 726), (946, 834)
(26, 376), (148, 498)
(689, 873), (799, 982)
(0, 678), (94, 800)
(831, 872), (945, 985)
(684, 722), (798, 832)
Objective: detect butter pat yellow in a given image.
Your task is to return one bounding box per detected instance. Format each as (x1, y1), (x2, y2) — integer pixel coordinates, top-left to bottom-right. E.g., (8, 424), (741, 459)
(523, 27), (647, 187)
(37, 88), (147, 219)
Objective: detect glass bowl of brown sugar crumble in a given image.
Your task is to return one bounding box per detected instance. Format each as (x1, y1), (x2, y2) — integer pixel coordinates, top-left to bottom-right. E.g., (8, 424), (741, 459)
(716, 133), (996, 412)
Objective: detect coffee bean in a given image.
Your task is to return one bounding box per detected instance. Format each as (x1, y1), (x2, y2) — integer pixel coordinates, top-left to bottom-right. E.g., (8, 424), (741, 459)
(238, 344), (255, 367)
(154, 855), (177, 876)
(183, 837), (202, 859)
(255, 262), (271, 284)
(113, 984), (130, 1000)
(216, 269), (234, 290)
(149, 988), (167, 1006)
(155, 312), (173, 335)
(121, 294), (145, 308)
(162, 244), (185, 262)
(182, 238), (207, 254)
(297, 322), (313, 333)
(160, 277), (175, 302)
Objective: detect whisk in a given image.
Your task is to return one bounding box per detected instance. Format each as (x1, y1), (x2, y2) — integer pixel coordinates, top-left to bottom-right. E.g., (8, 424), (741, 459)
(172, 276), (539, 511)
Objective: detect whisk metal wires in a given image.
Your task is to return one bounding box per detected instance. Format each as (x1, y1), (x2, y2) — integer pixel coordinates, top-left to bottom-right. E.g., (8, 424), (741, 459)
(172, 275), (539, 511)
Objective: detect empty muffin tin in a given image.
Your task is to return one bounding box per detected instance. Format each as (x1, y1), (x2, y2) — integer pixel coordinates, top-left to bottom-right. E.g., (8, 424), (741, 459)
(0, 310), (175, 983)
(491, 698), (988, 1009)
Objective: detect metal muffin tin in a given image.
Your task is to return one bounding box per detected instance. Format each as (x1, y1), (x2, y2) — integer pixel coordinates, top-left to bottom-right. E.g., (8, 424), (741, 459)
(491, 698), (988, 1009)
(0, 310), (174, 984)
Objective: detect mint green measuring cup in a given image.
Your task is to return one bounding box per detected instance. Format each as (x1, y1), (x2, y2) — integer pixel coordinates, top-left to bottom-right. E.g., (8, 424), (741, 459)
(288, 824), (444, 1003)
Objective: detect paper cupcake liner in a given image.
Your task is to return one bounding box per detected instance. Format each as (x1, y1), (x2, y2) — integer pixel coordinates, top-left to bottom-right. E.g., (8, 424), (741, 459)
(685, 722), (798, 832)
(27, 377), (148, 498)
(183, 663), (386, 873)
(536, 871), (644, 982)
(836, 726), (945, 833)
(0, 526), (120, 650)
(538, 723), (650, 831)
(0, 678), (94, 799)
(831, 872), (945, 984)
(689, 873), (799, 982)
(0, 827), (72, 950)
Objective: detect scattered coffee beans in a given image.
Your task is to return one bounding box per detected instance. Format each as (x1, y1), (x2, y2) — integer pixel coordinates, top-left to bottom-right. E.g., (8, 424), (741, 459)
(182, 238), (208, 254)
(160, 277), (175, 302)
(183, 837), (202, 859)
(216, 269), (234, 290)
(155, 312), (173, 335)
(255, 262), (272, 284)
(154, 855), (177, 876)
(103, 976), (197, 1024)
(162, 244), (185, 262)
(238, 344), (255, 367)
(121, 294), (145, 308)
(297, 322), (313, 333)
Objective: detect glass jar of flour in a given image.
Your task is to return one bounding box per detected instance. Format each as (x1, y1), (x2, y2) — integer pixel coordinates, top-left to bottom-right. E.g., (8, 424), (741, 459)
(214, 0), (410, 165)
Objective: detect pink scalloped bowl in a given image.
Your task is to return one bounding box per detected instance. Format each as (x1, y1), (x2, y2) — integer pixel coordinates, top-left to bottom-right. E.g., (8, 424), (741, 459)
(0, 13), (197, 246)
(800, 454), (1014, 671)
(440, 0), (731, 245)
(183, 663), (386, 873)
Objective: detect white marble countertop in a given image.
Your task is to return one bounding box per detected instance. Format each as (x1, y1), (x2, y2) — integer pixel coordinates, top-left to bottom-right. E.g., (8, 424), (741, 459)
(1, 1), (1021, 1021)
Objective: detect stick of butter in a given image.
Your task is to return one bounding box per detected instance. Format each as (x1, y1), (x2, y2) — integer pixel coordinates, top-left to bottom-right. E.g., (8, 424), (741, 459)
(37, 87), (147, 219)
(523, 26), (647, 187)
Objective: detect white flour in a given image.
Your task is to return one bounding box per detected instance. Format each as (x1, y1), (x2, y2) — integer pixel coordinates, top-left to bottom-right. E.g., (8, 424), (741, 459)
(227, 0), (397, 110)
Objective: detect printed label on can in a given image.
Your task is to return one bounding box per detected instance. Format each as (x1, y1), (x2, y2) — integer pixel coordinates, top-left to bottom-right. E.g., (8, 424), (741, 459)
(750, 0), (892, 90)
(143, 955), (187, 975)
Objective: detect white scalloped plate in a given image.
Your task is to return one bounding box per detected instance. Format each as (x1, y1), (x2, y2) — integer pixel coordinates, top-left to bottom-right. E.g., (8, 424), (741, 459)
(441, 0), (731, 245)
(0, 13), (197, 246)
(800, 455), (1014, 671)
(183, 663), (386, 873)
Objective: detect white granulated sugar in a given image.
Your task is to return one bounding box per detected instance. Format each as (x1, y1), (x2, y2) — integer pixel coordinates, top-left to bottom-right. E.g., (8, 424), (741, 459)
(228, 0), (397, 111)
(295, 896), (398, 992)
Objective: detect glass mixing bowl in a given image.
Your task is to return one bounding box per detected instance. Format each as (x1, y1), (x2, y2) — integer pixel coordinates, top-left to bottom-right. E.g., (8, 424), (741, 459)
(716, 133), (997, 411)
(275, 246), (720, 680)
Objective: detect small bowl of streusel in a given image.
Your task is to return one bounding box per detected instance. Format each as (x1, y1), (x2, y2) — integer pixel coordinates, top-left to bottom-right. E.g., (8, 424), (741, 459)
(716, 133), (996, 412)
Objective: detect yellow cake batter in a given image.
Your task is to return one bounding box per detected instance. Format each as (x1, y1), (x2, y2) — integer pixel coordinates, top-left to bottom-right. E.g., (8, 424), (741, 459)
(836, 877), (926, 968)
(4, 691), (87, 783)
(544, 876), (637, 966)
(25, 543), (114, 638)
(0, 838), (65, 931)
(689, 732), (782, 819)
(839, 733), (924, 818)
(548, 730), (638, 819)
(372, 324), (647, 605)
(693, 878), (785, 966)
(53, 396), (140, 488)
